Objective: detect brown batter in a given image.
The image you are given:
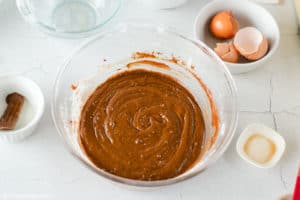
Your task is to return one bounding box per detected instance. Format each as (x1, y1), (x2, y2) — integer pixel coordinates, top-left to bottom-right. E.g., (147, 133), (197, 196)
(78, 69), (205, 180)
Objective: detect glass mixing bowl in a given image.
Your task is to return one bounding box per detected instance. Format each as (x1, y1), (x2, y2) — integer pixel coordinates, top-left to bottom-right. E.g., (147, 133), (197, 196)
(16, 0), (122, 38)
(51, 24), (238, 187)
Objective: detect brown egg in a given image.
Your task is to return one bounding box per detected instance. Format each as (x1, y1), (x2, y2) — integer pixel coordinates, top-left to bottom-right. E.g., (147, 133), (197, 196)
(210, 11), (239, 39)
(233, 27), (269, 61)
(214, 42), (239, 63)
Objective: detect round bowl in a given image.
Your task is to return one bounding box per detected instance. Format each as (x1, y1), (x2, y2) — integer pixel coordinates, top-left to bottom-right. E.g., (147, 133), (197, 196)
(16, 0), (122, 38)
(0, 75), (45, 143)
(51, 24), (238, 187)
(194, 0), (280, 74)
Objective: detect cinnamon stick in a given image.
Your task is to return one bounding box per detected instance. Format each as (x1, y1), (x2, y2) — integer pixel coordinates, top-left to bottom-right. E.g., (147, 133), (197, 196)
(0, 92), (25, 130)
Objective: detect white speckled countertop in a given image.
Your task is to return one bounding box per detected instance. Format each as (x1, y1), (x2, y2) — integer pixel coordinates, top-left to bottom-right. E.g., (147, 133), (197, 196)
(0, 0), (299, 199)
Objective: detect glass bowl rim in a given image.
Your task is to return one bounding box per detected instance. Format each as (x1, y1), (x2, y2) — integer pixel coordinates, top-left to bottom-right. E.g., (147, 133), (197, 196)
(16, 0), (123, 37)
(51, 23), (239, 187)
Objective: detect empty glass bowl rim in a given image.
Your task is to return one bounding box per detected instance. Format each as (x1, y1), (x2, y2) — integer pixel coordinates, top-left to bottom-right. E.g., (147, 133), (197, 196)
(51, 23), (238, 187)
(16, 0), (122, 35)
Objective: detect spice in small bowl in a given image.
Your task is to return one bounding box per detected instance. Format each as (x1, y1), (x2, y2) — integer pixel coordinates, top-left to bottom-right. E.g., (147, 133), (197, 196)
(0, 76), (44, 143)
(0, 92), (25, 130)
(236, 123), (285, 168)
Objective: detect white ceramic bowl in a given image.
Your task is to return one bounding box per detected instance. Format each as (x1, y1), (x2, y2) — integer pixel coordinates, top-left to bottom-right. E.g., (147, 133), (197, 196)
(194, 0), (280, 74)
(236, 124), (285, 168)
(140, 0), (188, 9)
(0, 76), (45, 143)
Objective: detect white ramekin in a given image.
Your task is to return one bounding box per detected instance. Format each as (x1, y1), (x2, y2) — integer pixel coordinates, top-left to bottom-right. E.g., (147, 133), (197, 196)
(0, 75), (45, 143)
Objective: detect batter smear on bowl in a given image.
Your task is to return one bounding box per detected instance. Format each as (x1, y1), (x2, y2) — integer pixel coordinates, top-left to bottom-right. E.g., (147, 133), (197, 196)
(78, 69), (205, 180)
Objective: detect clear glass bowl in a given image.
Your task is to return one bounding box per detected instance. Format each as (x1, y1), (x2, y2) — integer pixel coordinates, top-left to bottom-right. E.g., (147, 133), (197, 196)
(51, 24), (238, 187)
(16, 0), (122, 38)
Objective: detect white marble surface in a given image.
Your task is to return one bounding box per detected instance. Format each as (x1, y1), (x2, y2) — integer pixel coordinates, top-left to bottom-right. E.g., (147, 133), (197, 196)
(0, 0), (299, 199)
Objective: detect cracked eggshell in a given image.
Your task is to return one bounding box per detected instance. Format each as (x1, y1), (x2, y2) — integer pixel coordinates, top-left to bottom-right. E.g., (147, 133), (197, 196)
(234, 27), (269, 61)
(214, 42), (239, 63)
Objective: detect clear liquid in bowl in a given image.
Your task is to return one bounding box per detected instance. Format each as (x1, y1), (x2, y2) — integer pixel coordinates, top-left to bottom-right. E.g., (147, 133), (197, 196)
(52, 1), (97, 32)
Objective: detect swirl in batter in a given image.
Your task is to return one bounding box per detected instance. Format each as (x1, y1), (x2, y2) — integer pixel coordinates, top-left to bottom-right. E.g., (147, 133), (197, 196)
(78, 69), (205, 180)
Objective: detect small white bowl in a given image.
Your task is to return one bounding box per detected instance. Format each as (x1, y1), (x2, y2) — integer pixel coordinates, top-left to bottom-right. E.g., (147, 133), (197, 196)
(0, 76), (45, 143)
(194, 0), (280, 74)
(236, 124), (285, 168)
